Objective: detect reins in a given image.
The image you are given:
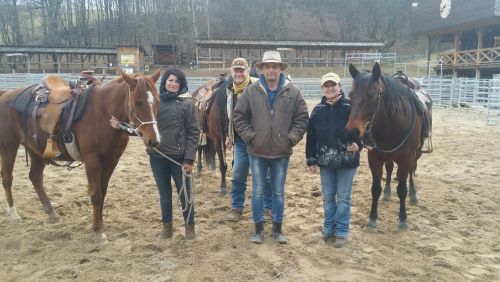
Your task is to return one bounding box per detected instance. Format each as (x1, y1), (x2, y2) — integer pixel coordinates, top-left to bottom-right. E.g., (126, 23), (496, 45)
(363, 86), (417, 153)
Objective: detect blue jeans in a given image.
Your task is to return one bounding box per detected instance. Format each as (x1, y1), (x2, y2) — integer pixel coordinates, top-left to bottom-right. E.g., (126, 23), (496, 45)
(231, 136), (272, 210)
(249, 155), (289, 223)
(149, 153), (195, 224)
(319, 167), (357, 238)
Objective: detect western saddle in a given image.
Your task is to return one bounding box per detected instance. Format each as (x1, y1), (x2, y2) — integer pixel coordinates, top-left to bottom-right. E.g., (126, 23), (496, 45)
(32, 72), (98, 159)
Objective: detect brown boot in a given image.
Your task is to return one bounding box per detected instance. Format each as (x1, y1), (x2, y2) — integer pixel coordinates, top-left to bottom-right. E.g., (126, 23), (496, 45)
(185, 224), (196, 240)
(158, 223), (173, 239)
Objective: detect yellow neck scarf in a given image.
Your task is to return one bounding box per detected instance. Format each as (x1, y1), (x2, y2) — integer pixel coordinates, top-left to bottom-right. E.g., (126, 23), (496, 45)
(233, 76), (250, 97)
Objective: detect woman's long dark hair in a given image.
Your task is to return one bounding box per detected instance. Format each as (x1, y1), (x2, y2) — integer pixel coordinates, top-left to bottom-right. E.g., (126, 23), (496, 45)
(159, 68), (188, 94)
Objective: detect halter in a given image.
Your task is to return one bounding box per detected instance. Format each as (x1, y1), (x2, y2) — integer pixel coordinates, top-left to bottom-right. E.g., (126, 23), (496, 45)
(363, 85), (416, 153)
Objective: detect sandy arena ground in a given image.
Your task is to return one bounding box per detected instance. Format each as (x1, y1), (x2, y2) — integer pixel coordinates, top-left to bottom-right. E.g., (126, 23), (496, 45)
(1, 106), (499, 281)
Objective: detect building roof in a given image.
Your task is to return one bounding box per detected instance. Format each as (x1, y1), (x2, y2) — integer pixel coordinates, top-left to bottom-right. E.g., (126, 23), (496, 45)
(0, 46), (117, 55)
(196, 39), (384, 49)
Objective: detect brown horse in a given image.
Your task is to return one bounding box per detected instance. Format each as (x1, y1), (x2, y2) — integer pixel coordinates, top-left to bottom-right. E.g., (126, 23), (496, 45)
(345, 63), (427, 230)
(191, 77), (229, 194)
(0, 70), (161, 241)
(382, 72), (433, 204)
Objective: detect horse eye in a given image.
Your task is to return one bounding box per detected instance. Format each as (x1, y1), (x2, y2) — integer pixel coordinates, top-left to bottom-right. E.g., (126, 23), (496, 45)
(135, 101), (144, 107)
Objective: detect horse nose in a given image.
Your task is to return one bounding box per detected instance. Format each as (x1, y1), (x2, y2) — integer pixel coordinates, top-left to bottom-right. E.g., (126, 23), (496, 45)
(148, 139), (159, 148)
(344, 128), (360, 141)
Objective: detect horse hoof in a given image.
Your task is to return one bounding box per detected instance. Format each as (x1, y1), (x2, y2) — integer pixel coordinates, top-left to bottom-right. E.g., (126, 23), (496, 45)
(366, 219), (377, 231)
(48, 213), (60, 223)
(6, 207), (22, 223)
(382, 194), (390, 202)
(409, 198), (418, 206)
(398, 221), (409, 230)
(95, 232), (108, 243)
(219, 189), (227, 196)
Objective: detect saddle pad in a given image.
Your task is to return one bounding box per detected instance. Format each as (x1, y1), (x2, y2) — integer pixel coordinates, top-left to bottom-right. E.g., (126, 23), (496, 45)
(11, 85), (95, 123)
(11, 85), (38, 114)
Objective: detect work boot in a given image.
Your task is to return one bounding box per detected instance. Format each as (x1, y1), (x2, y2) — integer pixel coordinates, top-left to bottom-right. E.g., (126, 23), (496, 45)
(334, 236), (348, 248)
(272, 222), (288, 244)
(185, 224), (196, 240)
(250, 222), (264, 244)
(158, 223), (173, 239)
(227, 208), (243, 222)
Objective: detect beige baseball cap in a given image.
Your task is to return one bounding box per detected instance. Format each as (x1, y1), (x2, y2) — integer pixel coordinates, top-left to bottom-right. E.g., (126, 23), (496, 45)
(321, 72), (341, 86)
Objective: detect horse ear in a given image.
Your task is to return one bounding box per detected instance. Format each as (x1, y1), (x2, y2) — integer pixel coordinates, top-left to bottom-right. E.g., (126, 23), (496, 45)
(150, 68), (162, 83)
(349, 64), (360, 79)
(121, 71), (137, 89)
(372, 62), (381, 81)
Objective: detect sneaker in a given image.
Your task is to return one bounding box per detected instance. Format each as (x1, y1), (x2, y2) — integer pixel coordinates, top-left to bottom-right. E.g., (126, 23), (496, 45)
(227, 208), (243, 222)
(264, 209), (272, 222)
(334, 236), (348, 248)
(320, 231), (335, 242)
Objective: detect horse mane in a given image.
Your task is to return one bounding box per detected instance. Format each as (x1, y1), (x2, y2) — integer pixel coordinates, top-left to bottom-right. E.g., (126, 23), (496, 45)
(381, 75), (423, 116)
(354, 71), (421, 117)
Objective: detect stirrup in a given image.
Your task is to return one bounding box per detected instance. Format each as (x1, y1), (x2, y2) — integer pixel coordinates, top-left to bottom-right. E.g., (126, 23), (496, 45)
(43, 138), (62, 159)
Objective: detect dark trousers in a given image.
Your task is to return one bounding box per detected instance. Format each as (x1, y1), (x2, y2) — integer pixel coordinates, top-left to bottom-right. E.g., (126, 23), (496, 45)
(149, 153), (195, 224)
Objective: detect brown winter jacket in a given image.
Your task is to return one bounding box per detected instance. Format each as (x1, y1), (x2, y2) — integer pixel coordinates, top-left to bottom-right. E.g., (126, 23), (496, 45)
(233, 79), (309, 158)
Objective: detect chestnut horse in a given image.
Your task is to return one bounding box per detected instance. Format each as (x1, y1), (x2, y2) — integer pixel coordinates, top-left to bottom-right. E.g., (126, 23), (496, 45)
(191, 78), (229, 194)
(345, 63), (427, 230)
(0, 70), (161, 241)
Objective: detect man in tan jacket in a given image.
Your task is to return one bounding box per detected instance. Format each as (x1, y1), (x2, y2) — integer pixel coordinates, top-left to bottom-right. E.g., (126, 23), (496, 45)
(233, 51), (309, 244)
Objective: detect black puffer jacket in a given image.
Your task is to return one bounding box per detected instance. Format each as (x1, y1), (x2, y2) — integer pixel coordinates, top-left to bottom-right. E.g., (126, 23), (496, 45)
(306, 95), (362, 169)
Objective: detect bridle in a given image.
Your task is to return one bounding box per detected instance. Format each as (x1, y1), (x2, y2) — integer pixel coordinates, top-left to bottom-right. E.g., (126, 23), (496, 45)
(362, 84), (416, 154)
(127, 87), (158, 132)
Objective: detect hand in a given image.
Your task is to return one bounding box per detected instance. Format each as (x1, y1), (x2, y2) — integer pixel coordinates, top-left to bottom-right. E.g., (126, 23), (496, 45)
(346, 142), (359, 152)
(225, 136), (233, 150)
(308, 165), (318, 174)
(184, 164), (193, 175)
(110, 116), (120, 129)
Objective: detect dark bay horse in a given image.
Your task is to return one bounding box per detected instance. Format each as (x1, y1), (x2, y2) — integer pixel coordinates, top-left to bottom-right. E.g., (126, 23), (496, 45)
(345, 63), (427, 230)
(191, 77), (229, 195)
(0, 70), (161, 241)
(382, 72), (433, 204)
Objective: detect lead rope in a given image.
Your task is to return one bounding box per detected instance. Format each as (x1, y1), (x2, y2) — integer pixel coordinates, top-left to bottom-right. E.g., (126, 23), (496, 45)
(151, 147), (195, 222)
(127, 89), (194, 222)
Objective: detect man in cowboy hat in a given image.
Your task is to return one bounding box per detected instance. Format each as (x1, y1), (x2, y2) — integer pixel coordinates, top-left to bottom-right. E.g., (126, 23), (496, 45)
(233, 51), (309, 244)
(225, 58), (273, 223)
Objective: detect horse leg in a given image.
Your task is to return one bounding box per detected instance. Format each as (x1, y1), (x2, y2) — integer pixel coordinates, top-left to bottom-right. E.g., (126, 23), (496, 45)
(382, 160), (393, 202)
(367, 156), (384, 230)
(84, 156), (107, 242)
(1, 144), (22, 222)
(196, 146), (203, 177)
(396, 163), (410, 230)
(409, 151), (420, 205)
(217, 142), (227, 195)
(28, 151), (59, 222)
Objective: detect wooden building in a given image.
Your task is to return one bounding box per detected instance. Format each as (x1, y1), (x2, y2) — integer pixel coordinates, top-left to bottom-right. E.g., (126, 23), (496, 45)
(116, 46), (148, 74)
(411, 0), (500, 78)
(195, 39), (384, 69)
(0, 46), (147, 74)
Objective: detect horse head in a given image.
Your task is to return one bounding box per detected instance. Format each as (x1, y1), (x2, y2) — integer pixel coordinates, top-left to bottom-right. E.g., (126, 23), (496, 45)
(121, 69), (162, 147)
(345, 63), (385, 141)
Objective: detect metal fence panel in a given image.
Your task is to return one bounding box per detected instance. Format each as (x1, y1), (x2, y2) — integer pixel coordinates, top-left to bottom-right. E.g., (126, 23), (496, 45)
(0, 74), (498, 125)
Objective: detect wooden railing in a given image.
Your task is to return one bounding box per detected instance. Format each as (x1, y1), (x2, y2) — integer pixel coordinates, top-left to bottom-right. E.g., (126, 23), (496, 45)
(441, 47), (500, 67)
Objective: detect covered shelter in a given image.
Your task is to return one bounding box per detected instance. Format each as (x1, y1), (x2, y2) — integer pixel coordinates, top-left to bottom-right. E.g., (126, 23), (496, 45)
(0, 46), (118, 74)
(195, 39), (384, 69)
(411, 0), (500, 78)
